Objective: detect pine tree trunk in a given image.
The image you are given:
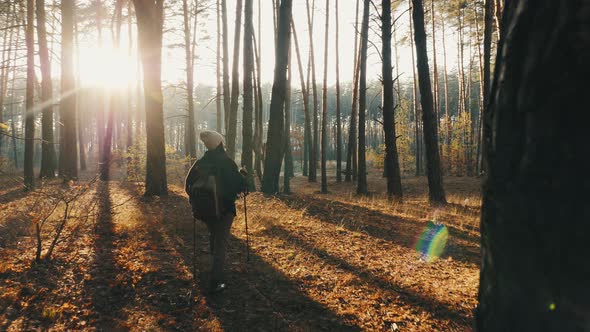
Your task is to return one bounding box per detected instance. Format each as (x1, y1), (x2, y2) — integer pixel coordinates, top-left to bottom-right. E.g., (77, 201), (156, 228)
(381, 0), (403, 199)
(411, 0), (446, 205)
(216, 0), (222, 134)
(283, 42), (292, 193)
(227, 0), (243, 160)
(441, 11), (451, 172)
(291, 18), (312, 179)
(305, 0), (318, 183)
(242, 0), (255, 191)
(182, 0), (196, 160)
(61, 0), (78, 181)
(481, 0), (493, 173)
(36, 0), (57, 178)
(409, 0), (420, 177)
(356, 0), (369, 195)
(320, 0), (329, 193)
(261, 0), (292, 194)
(74, 17), (86, 171)
(221, 0), (230, 135)
(345, 0), (360, 182)
(24, 0), (35, 189)
(334, 0), (342, 183)
(477, 2), (590, 329)
(133, 0), (167, 196)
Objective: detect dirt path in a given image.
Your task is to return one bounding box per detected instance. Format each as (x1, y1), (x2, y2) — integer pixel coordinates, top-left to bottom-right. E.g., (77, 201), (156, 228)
(0, 176), (480, 331)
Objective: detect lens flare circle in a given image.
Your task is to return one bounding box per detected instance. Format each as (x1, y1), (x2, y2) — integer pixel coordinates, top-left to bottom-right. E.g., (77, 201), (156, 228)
(415, 221), (449, 263)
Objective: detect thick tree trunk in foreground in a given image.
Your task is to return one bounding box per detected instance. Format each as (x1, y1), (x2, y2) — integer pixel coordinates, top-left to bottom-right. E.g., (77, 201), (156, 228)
(334, 0), (342, 183)
(37, 0), (57, 178)
(356, 0), (369, 195)
(477, 2), (590, 330)
(242, 0), (255, 191)
(411, 0), (445, 204)
(61, 0), (78, 181)
(345, 0), (360, 182)
(305, 0), (318, 182)
(133, 0), (167, 196)
(24, 0), (35, 189)
(381, 0), (403, 199)
(261, 0), (292, 194)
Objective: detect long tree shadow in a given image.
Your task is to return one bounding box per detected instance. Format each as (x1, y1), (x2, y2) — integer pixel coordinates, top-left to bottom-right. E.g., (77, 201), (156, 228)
(157, 190), (360, 331)
(262, 223), (473, 327)
(83, 180), (133, 330)
(276, 194), (480, 266)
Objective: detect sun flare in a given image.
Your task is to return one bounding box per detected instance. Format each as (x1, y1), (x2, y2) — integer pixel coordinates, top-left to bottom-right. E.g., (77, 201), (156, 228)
(78, 46), (137, 89)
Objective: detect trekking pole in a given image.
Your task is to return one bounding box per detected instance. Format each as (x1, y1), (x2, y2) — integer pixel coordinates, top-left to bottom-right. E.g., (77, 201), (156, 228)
(243, 190), (250, 262)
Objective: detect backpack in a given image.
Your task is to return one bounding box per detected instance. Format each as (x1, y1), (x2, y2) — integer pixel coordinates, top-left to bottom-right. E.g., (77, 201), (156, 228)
(187, 164), (222, 221)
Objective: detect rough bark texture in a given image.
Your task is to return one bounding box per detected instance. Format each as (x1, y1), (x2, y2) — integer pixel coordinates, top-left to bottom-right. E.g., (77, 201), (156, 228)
(411, 0), (445, 204)
(37, 0), (56, 178)
(61, 0), (78, 181)
(320, 0), (329, 193)
(261, 0), (292, 194)
(242, 0), (255, 191)
(133, 0), (167, 196)
(481, 0), (492, 173)
(477, 2), (590, 330)
(226, 0), (243, 160)
(381, 0), (403, 199)
(216, 0), (222, 133)
(24, 0), (35, 189)
(356, 0), (369, 195)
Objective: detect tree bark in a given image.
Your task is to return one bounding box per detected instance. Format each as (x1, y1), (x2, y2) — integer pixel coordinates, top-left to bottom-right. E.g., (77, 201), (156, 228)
(226, 0), (243, 160)
(61, 0), (78, 181)
(242, 0), (255, 191)
(221, 0), (231, 136)
(261, 0), (292, 194)
(133, 0), (167, 196)
(381, 0), (403, 199)
(320, 0), (329, 193)
(334, 0), (342, 183)
(216, 0), (222, 133)
(345, 0), (360, 182)
(477, 2), (590, 330)
(356, 0), (369, 195)
(481, 0), (493, 173)
(182, 0), (196, 160)
(36, 0), (57, 178)
(411, 0), (445, 204)
(24, 0), (35, 189)
(305, 0), (318, 182)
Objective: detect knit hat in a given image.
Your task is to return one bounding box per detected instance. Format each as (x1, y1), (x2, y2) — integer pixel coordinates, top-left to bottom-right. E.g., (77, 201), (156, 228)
(200, 130), (225, 150)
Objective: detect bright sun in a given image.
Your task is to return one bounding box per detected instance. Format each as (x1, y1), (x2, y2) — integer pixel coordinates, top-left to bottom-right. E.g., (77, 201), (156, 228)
(78, 46), (137, 89)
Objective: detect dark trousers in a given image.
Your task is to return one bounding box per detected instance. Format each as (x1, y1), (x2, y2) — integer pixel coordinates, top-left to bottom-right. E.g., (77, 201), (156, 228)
(204, 213), (234, 284)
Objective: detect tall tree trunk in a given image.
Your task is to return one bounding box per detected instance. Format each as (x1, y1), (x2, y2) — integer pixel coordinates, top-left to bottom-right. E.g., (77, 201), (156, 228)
(216, 0), (222, 133)
(291, 18), (312, 180)
(320, 0), (329, 193)
(409, 0), (421, 177)
(441, 8), (451, 171)
(61, 0), (78, 181)
(253, 4), (263, 182)
(36, 0), (57, 178)
(261, 0), (292, 194)
(334, 0), (342, 183)
(345, 0), (360, 182)
(381, 0), (403, 199)
(182, 0), (196, 160)
(305, 0), (318, 182)
(411, 0), (446, 205)
(74, 16), (86, 171)
(481, 0), (493, 173)
(24, 0), (35, 189)
(283, 41), (292, 193)
(96, 0), (105, 166)
(242, 0), (255, 191)
(126, 0), (133, 150)
(133, 0), (167, 196)
(477, 2), (590, 330)
(221, 0), (230, 135)
(226, 0), (243, 160)
(356, 0), (369, 195)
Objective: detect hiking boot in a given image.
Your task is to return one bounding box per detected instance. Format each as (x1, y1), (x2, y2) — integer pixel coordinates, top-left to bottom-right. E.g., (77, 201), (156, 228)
(208, 281), (226, 294)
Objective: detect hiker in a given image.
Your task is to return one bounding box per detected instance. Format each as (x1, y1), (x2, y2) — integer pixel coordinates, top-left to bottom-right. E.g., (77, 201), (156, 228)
(185, 130), (247, 293)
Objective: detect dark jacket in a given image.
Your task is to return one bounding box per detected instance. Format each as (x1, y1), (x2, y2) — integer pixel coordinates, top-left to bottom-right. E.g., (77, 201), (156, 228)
(185, 144), (246, 215)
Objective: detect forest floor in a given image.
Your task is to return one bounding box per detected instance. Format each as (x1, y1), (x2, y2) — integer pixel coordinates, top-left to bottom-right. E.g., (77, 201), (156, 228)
(0, 168), (481, 331)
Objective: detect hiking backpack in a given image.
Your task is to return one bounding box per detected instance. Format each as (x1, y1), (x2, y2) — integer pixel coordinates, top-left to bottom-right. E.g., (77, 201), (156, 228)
(187, 165), (222, 221)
